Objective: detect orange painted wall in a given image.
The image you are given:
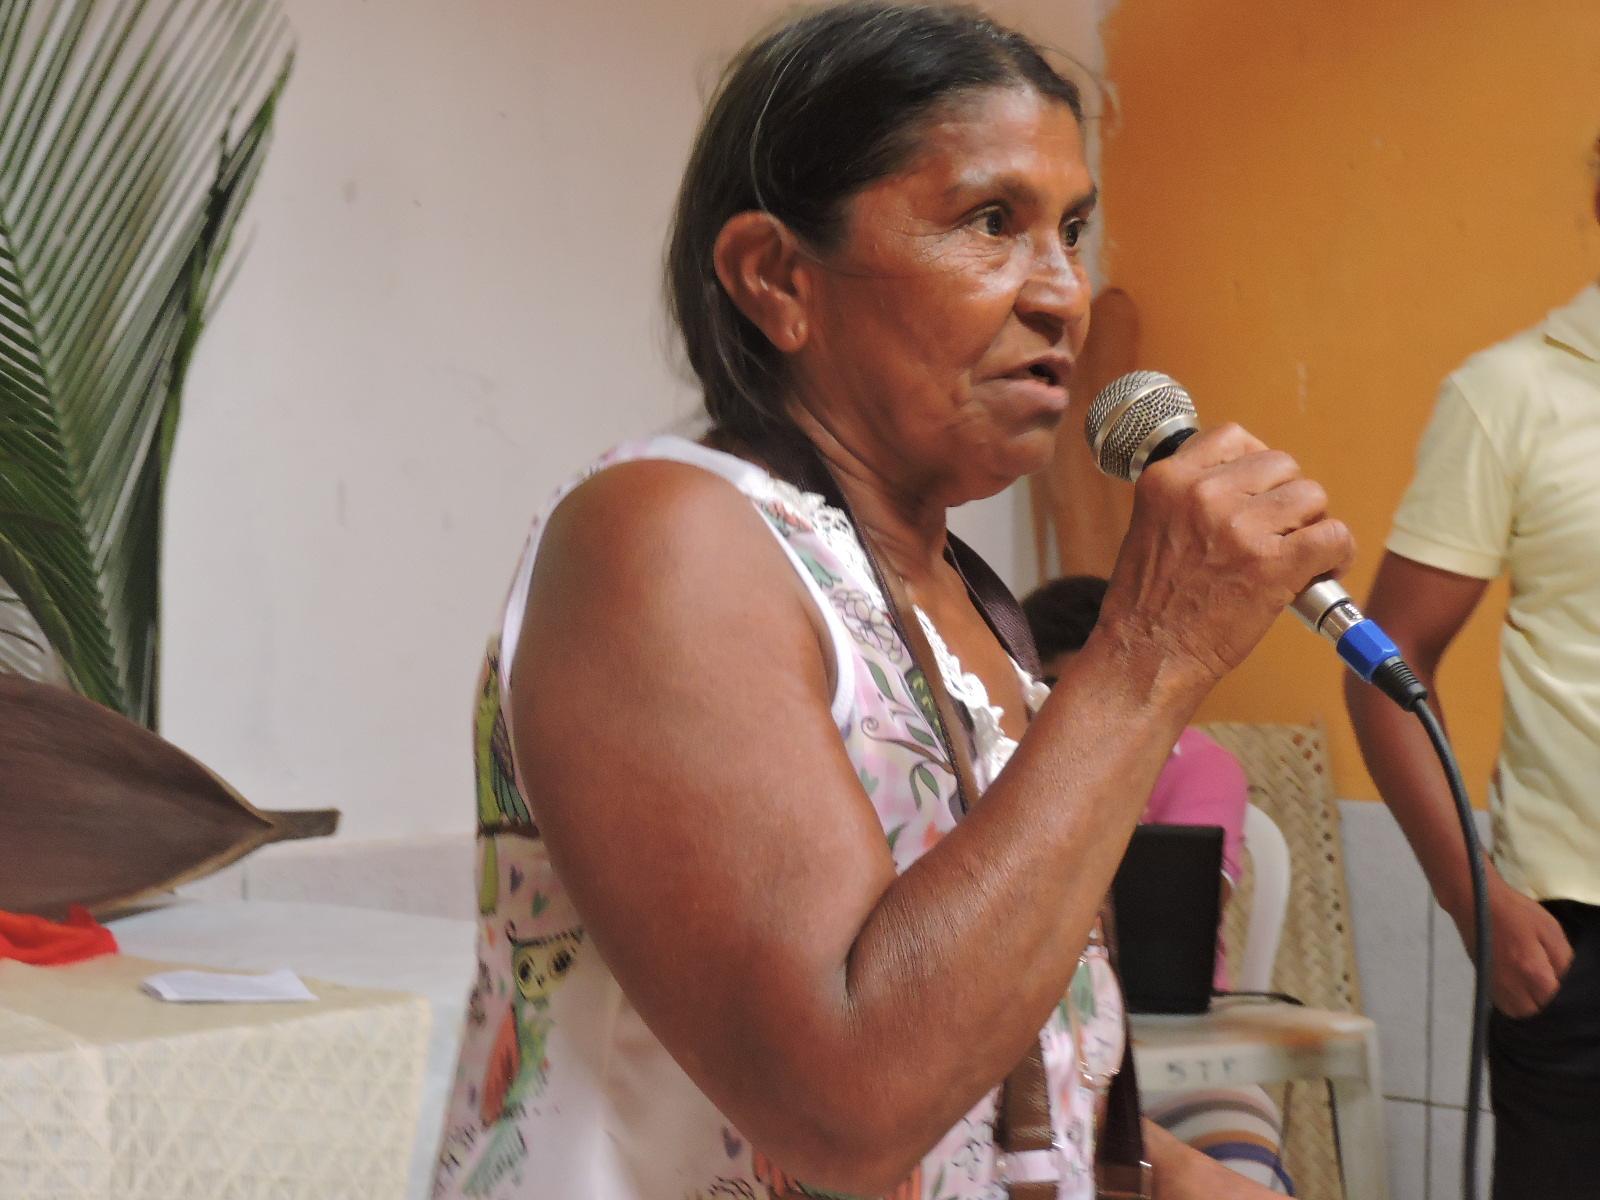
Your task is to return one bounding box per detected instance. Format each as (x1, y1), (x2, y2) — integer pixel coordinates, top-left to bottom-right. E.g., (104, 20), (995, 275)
(1099, 1), (1600, 802)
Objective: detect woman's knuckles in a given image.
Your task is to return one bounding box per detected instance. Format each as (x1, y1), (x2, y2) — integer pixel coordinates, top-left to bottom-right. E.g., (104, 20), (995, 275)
(1125, 464), (1352, 647)
(1274, 477), (1327, 517)
(1211, 506), (1259, 543)
(1188, 473), (1230, 511)
(1206, 422), (1255, 451)
(1276, 449), (1303, 476)
(1314, 517), (1357, 572)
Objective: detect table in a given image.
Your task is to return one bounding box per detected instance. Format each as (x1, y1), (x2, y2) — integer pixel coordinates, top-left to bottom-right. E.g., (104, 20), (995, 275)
(1133, 1000), (1389, 1200)
(0, 949), (428, 1200)
(110, 899), (477, 1200)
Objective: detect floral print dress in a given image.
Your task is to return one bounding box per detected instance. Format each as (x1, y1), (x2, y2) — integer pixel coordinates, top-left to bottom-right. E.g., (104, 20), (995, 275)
(432, 437), (1124, 1200)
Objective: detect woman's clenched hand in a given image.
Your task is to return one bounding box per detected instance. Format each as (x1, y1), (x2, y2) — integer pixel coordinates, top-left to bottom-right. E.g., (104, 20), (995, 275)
(1098, 423), (1355, 685)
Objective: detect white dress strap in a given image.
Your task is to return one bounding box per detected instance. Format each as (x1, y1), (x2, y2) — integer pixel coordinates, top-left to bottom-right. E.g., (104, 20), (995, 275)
(913, 604), (1049, 790)
(496, 436), (855, 728)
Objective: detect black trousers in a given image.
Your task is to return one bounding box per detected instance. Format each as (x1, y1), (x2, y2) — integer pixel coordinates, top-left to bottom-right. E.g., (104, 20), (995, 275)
(1488, 899), (1600, 1200)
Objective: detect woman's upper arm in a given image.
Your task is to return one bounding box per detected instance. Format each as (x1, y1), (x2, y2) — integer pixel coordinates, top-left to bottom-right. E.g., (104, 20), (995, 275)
(507, 460), (894, 1138)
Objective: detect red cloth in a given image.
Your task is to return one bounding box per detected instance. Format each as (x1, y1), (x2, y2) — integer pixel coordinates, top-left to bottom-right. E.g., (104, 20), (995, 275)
(0, 906), (118, 965)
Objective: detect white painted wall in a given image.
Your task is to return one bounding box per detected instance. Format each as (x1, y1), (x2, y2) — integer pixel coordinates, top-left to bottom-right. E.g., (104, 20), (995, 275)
(164, 0), (1107, 839)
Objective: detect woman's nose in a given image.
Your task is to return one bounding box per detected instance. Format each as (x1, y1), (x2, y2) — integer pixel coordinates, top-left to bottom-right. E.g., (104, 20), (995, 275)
(1016, 242), (1089, 340)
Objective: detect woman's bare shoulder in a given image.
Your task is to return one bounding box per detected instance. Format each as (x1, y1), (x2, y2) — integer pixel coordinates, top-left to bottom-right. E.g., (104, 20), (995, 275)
(534, 454), (783, 596)
(518, 453), (823, 703)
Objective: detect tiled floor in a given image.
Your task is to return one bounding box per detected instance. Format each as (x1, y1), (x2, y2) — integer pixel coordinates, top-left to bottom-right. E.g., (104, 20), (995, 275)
(1342, 801), (1433, 1103)
(1385, 1099), (1428, 1200)
(1340, 801), (1496, 1200)
(1429, 891), (1494, 1113)
(1426, 1104), (1495, 1200)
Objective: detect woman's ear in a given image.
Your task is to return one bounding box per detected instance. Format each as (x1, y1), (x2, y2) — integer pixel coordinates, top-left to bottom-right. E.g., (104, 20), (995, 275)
(712, 212), (811, 354)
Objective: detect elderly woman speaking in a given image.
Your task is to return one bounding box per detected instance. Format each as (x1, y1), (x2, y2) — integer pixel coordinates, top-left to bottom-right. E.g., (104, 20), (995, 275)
(433, 4), (1348, 1198)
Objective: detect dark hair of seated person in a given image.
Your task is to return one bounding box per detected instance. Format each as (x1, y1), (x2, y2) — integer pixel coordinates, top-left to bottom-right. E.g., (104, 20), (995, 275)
(1022, 574), (1110, 669)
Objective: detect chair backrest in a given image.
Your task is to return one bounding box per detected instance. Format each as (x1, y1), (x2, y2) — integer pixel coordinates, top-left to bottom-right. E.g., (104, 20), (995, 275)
(1237, 804), (1290, 993)
(1202, 720), (1361, 1012)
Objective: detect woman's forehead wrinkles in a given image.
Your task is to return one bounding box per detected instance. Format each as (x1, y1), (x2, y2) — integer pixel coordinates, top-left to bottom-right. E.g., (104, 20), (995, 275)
(901, 123), (1089, 199)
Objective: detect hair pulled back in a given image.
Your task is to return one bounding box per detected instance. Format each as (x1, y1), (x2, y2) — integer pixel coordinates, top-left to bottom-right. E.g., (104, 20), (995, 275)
(665, 2), (1082, 442)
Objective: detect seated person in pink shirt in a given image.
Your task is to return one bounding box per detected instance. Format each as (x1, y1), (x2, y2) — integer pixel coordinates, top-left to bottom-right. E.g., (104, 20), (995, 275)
(1149, 729), (1249, 990)
(1025, 575), (1292, 1194)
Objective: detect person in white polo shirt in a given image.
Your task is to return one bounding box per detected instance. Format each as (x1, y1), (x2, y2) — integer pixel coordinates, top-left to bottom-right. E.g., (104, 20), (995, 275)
(1346, 143), (1600, 1199)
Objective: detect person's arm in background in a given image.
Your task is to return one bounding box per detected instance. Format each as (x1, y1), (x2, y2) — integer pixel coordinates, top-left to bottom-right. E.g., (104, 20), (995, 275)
(1344, 553), (1571, 1017)
(1146, 1120), (1283, 1199)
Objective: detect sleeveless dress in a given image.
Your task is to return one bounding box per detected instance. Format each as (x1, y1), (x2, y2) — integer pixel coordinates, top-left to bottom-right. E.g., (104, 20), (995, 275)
(431, 436), (1125, 1200)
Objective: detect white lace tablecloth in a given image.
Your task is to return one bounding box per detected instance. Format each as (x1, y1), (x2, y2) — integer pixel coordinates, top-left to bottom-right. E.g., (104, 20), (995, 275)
(108, 899), (478, 1200)
(0, 950), (429, 1200)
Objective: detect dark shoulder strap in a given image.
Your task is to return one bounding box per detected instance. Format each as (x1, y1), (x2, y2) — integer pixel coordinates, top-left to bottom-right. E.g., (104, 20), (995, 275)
(1095, 911), (1153, 1196)
(945, 531), (1042, 679)
(948, 532), (1149, 1193)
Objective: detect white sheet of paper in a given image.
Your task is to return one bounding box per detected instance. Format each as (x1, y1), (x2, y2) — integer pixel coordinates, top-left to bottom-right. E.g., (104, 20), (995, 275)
(141, 967), (317, 1004)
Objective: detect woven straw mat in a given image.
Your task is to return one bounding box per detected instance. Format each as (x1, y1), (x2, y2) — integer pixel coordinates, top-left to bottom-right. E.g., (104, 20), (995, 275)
(1202, 721), (1364, 1200)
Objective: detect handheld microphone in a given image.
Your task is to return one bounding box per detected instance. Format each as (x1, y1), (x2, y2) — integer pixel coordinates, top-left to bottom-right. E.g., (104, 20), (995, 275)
(1084, 370), (1426, 709)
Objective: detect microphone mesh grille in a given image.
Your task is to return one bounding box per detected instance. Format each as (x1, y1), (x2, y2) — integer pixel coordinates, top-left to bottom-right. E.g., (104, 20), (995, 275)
(1084, 370), (1196, 481)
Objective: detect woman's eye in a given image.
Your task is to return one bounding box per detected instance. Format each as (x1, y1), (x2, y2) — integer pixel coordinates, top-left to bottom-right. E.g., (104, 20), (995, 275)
(1062, 217), (1089, 249)
(972, 207), (1006, 237)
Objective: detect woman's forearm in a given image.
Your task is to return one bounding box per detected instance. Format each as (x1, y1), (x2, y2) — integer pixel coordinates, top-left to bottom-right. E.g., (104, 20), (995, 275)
(808, 621), (1209, 1185)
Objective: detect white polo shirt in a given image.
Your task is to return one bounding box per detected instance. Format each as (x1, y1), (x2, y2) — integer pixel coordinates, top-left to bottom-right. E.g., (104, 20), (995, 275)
(1389, 283), (1600, 905)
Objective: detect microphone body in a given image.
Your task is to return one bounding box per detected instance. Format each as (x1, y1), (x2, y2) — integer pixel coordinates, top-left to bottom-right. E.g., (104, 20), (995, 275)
(1084, 371), (1424, 707)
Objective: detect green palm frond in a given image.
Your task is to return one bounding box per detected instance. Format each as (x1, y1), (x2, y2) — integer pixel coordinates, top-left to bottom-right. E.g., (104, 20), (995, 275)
(0, 0), (291, 726)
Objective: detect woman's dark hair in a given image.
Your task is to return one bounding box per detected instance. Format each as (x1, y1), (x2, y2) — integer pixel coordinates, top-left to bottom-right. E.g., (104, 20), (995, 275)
(1022, 574), (1108, 663)
(666, 2), (1083, 443)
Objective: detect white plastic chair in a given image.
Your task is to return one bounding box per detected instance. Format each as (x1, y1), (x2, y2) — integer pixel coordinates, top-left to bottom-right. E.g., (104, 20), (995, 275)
(1130, 805), (1389, 1200)
(1237, 804), (1291, 993)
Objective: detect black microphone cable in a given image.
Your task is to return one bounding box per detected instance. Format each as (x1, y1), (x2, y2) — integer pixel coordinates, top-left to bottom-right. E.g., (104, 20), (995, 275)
(1375, 659), (1491, 1200)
